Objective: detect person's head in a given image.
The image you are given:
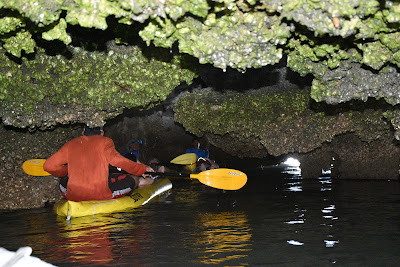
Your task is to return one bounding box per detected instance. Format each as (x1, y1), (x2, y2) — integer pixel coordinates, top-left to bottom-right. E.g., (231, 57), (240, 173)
(148, 158), (160, 167)
(192, 138), (200, 149)
(127, 139), (142, 151)
(83, 126), (104, 136)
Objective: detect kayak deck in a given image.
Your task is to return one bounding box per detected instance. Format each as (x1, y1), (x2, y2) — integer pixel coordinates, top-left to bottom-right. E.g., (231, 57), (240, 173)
(53, 178), (172, 219)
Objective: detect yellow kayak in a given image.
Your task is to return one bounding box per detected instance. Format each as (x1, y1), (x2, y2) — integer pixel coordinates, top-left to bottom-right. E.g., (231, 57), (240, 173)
(53, 178), (172, 219)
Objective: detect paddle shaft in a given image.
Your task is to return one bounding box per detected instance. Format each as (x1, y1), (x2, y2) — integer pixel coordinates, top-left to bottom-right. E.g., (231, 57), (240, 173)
(23, 159), (247, 190)
(145, 171), (189, 178)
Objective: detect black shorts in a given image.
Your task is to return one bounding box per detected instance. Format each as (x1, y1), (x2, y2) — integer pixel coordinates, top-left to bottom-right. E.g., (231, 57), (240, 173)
(59, 173), (137, 199)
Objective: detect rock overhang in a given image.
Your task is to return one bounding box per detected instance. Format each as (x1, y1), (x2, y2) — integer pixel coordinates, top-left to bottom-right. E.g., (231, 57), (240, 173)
(0, 0), (400, 151)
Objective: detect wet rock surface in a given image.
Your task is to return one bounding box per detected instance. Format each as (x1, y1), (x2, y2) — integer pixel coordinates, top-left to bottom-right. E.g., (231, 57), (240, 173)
(312, 63), (400, 106)
(0, 43), (196, 130)
(174, 88), (392, 157)
(0, 126), (80, 210)
(299, 133), (400, 180)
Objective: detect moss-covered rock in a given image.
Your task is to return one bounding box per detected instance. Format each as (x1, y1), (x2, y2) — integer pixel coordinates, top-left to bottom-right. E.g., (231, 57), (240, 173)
(140, 11), (292, 71)
(311, 62), (400, 105)
(1, 1), (400, 108)
(1, 0), (400, 144)
(0, 43), (197, 129)
(174, 89), (391, 157)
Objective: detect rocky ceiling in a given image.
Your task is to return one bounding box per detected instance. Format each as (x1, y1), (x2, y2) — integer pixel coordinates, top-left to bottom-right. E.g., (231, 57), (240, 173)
(1, 0), (400, 156)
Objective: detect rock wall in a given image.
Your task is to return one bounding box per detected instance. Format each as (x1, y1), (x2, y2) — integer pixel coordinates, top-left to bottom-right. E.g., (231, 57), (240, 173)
(0, 125), (80, 209)
(298, 133), (400, 180)
(1, 110), (399, 211)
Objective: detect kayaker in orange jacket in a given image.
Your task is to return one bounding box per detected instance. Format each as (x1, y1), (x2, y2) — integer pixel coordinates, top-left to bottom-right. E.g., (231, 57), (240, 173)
(43, 126), (154, 202)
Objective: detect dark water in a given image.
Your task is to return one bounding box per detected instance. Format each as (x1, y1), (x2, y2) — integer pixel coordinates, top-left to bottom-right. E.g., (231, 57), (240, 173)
(1, 167), (400, 266)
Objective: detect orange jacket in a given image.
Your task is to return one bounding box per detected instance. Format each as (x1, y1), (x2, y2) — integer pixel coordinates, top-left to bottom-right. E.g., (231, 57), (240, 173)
(43, 135), (146, 201)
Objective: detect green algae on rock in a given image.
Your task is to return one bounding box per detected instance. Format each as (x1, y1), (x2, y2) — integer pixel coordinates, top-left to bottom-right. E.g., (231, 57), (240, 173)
(1, 0), (400, 138)
(42, 18), (71, 44)
(281, 0), (380, 37)
(310, 62), (400, 106)
(0, 43), (197, 129)
(383, 110), (400, 140)
(0, 0), (399, 74)
(174, 89), (392, 157)
(1, 0), (400, 77)
(140, 11), (292, 71)
(1, 30), (36, 57)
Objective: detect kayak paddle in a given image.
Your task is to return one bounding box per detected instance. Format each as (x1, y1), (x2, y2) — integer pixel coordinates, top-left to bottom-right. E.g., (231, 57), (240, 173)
(150, 168), (247, 190)
(22, 159), (247, 190)
(190, 168), (247, 190)
(22, 159), (51, 176)
(170, 153), (197, 165)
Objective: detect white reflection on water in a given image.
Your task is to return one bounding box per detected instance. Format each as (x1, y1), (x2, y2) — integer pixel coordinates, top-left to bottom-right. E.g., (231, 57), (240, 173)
(320, 179), (332, 185)
(282, 163), (302, 192)
(319, 175), (332, 192)
(323, 215), (339, 220)
(287, 240), (304, 246)
(285, 204), (306, 246)
(320, 187), (332, 191)
(286, 186), (302, 192)
(284, 173), (342, 249)
(320, 175), (340, 247)
(322, 204), (335, 213)
(284, 219), (305, 224)
(324, 239), (339, 247)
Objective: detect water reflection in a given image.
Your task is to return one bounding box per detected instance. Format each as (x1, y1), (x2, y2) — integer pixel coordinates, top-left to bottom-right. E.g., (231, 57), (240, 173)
(283, 171), (303, 192)
(2, 168), (400, 266)
(319, 175), (332, 191)
(283, 172), (342, 248)
(191, 212), (252, 264)
(50, 213), (149, 265)
(319, 175), (339, 248)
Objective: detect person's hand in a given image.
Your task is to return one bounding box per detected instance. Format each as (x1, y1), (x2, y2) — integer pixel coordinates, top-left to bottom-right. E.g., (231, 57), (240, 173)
(146, 166), (155, 172)
(141, 165), (155, 178)
(158, 166), (166, 173)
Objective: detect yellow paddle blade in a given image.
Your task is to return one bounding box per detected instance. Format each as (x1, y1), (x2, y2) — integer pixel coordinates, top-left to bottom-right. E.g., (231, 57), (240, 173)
(22, 159), (51, 176)
(186, 162), (197, 172)
(190, 168), (247, 190)
(170, 153), (197, 165)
